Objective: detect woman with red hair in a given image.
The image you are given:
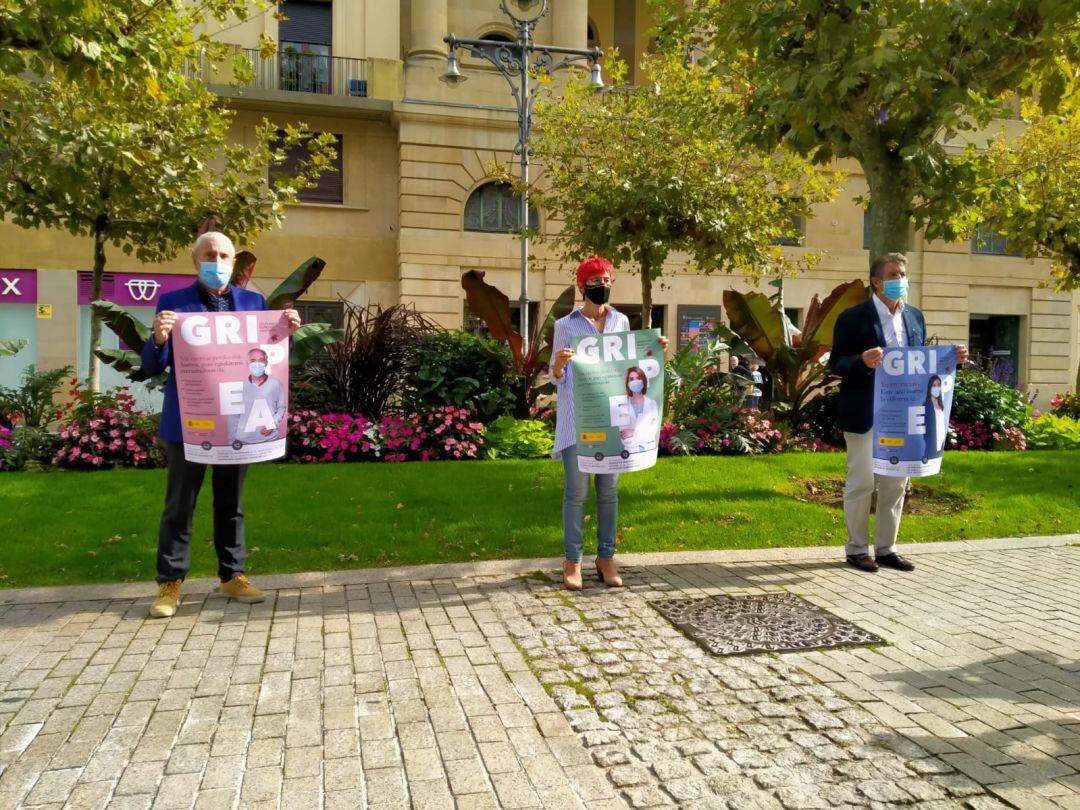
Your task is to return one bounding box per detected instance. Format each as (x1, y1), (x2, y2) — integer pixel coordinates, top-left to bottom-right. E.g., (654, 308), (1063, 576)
(549, 257), (667, 590)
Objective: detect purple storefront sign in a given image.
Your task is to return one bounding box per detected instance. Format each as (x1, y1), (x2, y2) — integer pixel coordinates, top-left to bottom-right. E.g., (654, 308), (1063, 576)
(0, 269), (37, 304)
(77, 271), (192, 308)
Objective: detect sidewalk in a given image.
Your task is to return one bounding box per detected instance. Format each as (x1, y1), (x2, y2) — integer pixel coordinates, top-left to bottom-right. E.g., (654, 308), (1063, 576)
(0, 535), (1077, 809)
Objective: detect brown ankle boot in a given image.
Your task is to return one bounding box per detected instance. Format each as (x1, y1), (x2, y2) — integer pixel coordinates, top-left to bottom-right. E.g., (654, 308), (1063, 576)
(563, 561), (583, 591)
(595, 557), (623, 588)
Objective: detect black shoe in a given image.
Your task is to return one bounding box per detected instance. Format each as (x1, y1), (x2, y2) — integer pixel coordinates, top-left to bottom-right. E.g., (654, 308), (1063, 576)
(876, 553), (915, 572)
(846, 554), (879, 573)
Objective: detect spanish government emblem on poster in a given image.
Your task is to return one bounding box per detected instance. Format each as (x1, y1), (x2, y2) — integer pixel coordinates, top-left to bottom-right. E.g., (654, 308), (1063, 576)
(873, 345), (956, 477)
(172, 311), (291, 464)
(571, 329), (664, 473)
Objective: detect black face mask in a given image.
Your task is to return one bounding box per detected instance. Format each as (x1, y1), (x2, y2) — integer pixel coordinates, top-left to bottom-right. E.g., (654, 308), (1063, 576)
(583, 284), (611, 305)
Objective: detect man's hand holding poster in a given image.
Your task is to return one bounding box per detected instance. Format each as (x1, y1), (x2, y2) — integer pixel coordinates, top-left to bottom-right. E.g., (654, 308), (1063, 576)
(571, 329), (664, 473)
(173, 311), (291, 464)
(873, 345), (956, 477)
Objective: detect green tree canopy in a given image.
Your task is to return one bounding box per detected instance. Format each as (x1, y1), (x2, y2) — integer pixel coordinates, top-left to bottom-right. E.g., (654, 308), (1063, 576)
(0, 65), (336, 390)
(655, 0), (1080, 260)
(0, 0), (275, 83)
(520, 53), (840, 317)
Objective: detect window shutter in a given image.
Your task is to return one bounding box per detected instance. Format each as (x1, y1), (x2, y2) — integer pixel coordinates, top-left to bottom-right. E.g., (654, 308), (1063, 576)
(279, 0), (332, 46)
(271, 133), (343, 205)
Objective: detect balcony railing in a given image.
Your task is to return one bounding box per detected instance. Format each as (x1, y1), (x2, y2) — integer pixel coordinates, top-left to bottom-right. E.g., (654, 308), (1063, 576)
(239, 49), (368, 98)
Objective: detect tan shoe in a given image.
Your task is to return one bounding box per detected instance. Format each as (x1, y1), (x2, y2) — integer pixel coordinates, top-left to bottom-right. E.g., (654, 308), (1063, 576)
(219, 574), (265, 603)
(563, 561), (583, 591)
(595, 557), (623, 588)
(150, 580), (182, 618)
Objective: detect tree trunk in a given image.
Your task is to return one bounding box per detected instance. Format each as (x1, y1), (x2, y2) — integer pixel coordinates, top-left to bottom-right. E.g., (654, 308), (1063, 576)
(638, 253), (653, 329)
(864, 156), (914, 263)
(88, 223), (107, 392)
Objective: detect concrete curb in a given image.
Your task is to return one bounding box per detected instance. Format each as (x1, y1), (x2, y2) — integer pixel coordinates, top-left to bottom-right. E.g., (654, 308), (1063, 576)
(1, 533), (1076, 607)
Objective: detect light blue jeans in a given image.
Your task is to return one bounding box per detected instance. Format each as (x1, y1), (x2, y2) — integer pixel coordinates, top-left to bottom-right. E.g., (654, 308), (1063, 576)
(562, 452), (619, 562)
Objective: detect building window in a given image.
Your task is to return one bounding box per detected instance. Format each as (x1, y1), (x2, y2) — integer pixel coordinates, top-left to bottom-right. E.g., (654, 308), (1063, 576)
(969, 314), (1021, 388)
(774, 214), (805, 247)
(618, 304), (665, 331)
(480, 32), (514, 43)
(784, 308), (802, 329)
(587, 21), (600, 49)
(271, 132), (344, 205)
(464, 300), (539, 337)
(972, 223), (1022, 256)
(295, 299), (345, 329)
(279, 0), (332, 94)
(464, 182), (539, 233)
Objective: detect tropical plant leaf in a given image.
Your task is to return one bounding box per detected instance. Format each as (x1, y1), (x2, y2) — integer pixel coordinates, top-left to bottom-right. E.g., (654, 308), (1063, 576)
(721, 290), (788, 362)
(0, 338), (28, 357)
(461, 270), (524, 364)
(290, 322), (344, 367)
(231, 250), (257, 289)
(801, 279), (868, 349)
(91, 300), (151, 353)
(267, 256), (326, 309)
(532, 285), (576, 360)
(94, 348), (168, 389)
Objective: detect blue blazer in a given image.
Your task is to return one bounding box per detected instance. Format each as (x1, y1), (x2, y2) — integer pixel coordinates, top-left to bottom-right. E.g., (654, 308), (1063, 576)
(828, 297), (927, 434)
(140, 282), (268, 443)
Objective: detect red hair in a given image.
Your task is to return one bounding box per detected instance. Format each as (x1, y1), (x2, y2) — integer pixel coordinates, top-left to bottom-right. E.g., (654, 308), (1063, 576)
(576, 257), (614, 286)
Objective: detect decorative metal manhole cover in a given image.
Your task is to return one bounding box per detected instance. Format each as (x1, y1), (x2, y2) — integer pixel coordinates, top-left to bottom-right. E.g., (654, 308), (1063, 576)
(652, 593), (884, 656)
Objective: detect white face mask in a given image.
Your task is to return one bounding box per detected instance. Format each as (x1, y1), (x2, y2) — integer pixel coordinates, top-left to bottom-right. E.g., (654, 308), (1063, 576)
(930, 386), (941, 398)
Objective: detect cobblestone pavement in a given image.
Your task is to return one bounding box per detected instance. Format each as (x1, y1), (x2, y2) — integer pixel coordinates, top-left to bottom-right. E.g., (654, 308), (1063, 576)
(0, 538), (1077, 809)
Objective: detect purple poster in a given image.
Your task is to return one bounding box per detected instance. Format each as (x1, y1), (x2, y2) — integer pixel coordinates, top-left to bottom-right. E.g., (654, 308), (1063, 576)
(0, 270), (37, 304)
(172, 311), (291, 464)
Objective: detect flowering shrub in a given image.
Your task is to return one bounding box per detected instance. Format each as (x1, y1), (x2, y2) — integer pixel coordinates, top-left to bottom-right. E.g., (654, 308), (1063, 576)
(52, 384), (161, 469)
(661, 408), (784, 456)
(287, 410), (382, 463)
(0, 424), (12, 470)
(381, 406), (484, 462)
(1050, 391), (1080, 420)
(782, 424), (838, 453)
(948, 421), (1027, 451)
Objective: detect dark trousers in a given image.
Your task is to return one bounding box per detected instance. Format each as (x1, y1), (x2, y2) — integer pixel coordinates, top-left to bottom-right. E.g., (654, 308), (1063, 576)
(156, 441), (247, 583)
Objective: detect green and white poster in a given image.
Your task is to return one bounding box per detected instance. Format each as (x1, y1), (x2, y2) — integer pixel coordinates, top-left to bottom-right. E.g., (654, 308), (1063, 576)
(571, 329), (664, 473)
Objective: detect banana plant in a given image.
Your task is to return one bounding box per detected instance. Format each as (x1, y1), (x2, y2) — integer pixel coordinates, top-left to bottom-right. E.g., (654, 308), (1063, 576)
(716, 278), (868, 418)
(461, 270), (575, 416)
(0, 338), (28, 357)
(92, 253), (343, 387)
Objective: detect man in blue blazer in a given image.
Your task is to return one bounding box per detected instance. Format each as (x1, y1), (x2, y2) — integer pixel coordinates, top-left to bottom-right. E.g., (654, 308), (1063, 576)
(829, 253), (966, 573)
(140, 231), (301, 617)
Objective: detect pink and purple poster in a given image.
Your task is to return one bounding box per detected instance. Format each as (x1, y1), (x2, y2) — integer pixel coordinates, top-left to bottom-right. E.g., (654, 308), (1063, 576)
(172, 311), (291, 464)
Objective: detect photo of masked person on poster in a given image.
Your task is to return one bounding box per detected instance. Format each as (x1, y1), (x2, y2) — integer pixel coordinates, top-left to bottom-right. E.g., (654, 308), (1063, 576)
(228, 348), (286, 445)
(619, 366), (660, 454)
(922, 375), (947, 462)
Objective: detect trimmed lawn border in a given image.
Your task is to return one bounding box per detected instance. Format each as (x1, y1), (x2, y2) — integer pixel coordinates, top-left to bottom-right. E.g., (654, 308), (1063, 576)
(1, 451), (1077, 589)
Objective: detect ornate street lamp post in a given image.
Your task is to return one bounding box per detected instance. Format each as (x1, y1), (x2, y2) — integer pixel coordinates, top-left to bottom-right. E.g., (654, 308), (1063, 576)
(442, 0), (603, 353)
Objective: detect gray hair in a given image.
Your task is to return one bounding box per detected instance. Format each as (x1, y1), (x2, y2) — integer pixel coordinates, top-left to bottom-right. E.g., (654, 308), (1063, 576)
(192, 231), (236, 257)
(870, 252), (907, 281)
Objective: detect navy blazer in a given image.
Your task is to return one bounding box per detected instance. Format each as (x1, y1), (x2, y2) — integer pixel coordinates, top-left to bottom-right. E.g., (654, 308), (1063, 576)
(140, 282), (268, 444)
(828, 297), (927, 434)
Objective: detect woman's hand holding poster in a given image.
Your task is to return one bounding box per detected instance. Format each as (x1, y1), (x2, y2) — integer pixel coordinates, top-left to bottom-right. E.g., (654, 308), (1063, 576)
(172, 311), (291, 464)
(571, 329), (664, 473)
(873, 345), (956, 477)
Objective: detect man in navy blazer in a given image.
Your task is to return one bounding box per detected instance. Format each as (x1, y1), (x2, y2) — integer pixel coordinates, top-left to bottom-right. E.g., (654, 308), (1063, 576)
(140, 231), (301, 617)
(829, 253), (967, 573)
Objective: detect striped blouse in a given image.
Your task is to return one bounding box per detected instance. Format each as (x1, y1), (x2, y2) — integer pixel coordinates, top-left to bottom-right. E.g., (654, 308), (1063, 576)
(549, 306), (631, 459)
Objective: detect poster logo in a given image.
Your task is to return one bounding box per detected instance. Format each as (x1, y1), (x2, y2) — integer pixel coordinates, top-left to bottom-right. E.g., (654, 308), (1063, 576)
(124, 278), (161, 302)
(1, 277), (21, 296)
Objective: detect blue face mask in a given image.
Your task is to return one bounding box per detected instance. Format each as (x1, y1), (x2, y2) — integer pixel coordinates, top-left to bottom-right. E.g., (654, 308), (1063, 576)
(882, 278), (908, 301)
(199, 260), (232, 289)
(628, 379), (644, 394)
(249, 362), (267, 377)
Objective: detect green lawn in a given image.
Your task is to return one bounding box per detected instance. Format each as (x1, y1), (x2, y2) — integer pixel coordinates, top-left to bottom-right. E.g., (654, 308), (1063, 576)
(1, 451), (1077, 589)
